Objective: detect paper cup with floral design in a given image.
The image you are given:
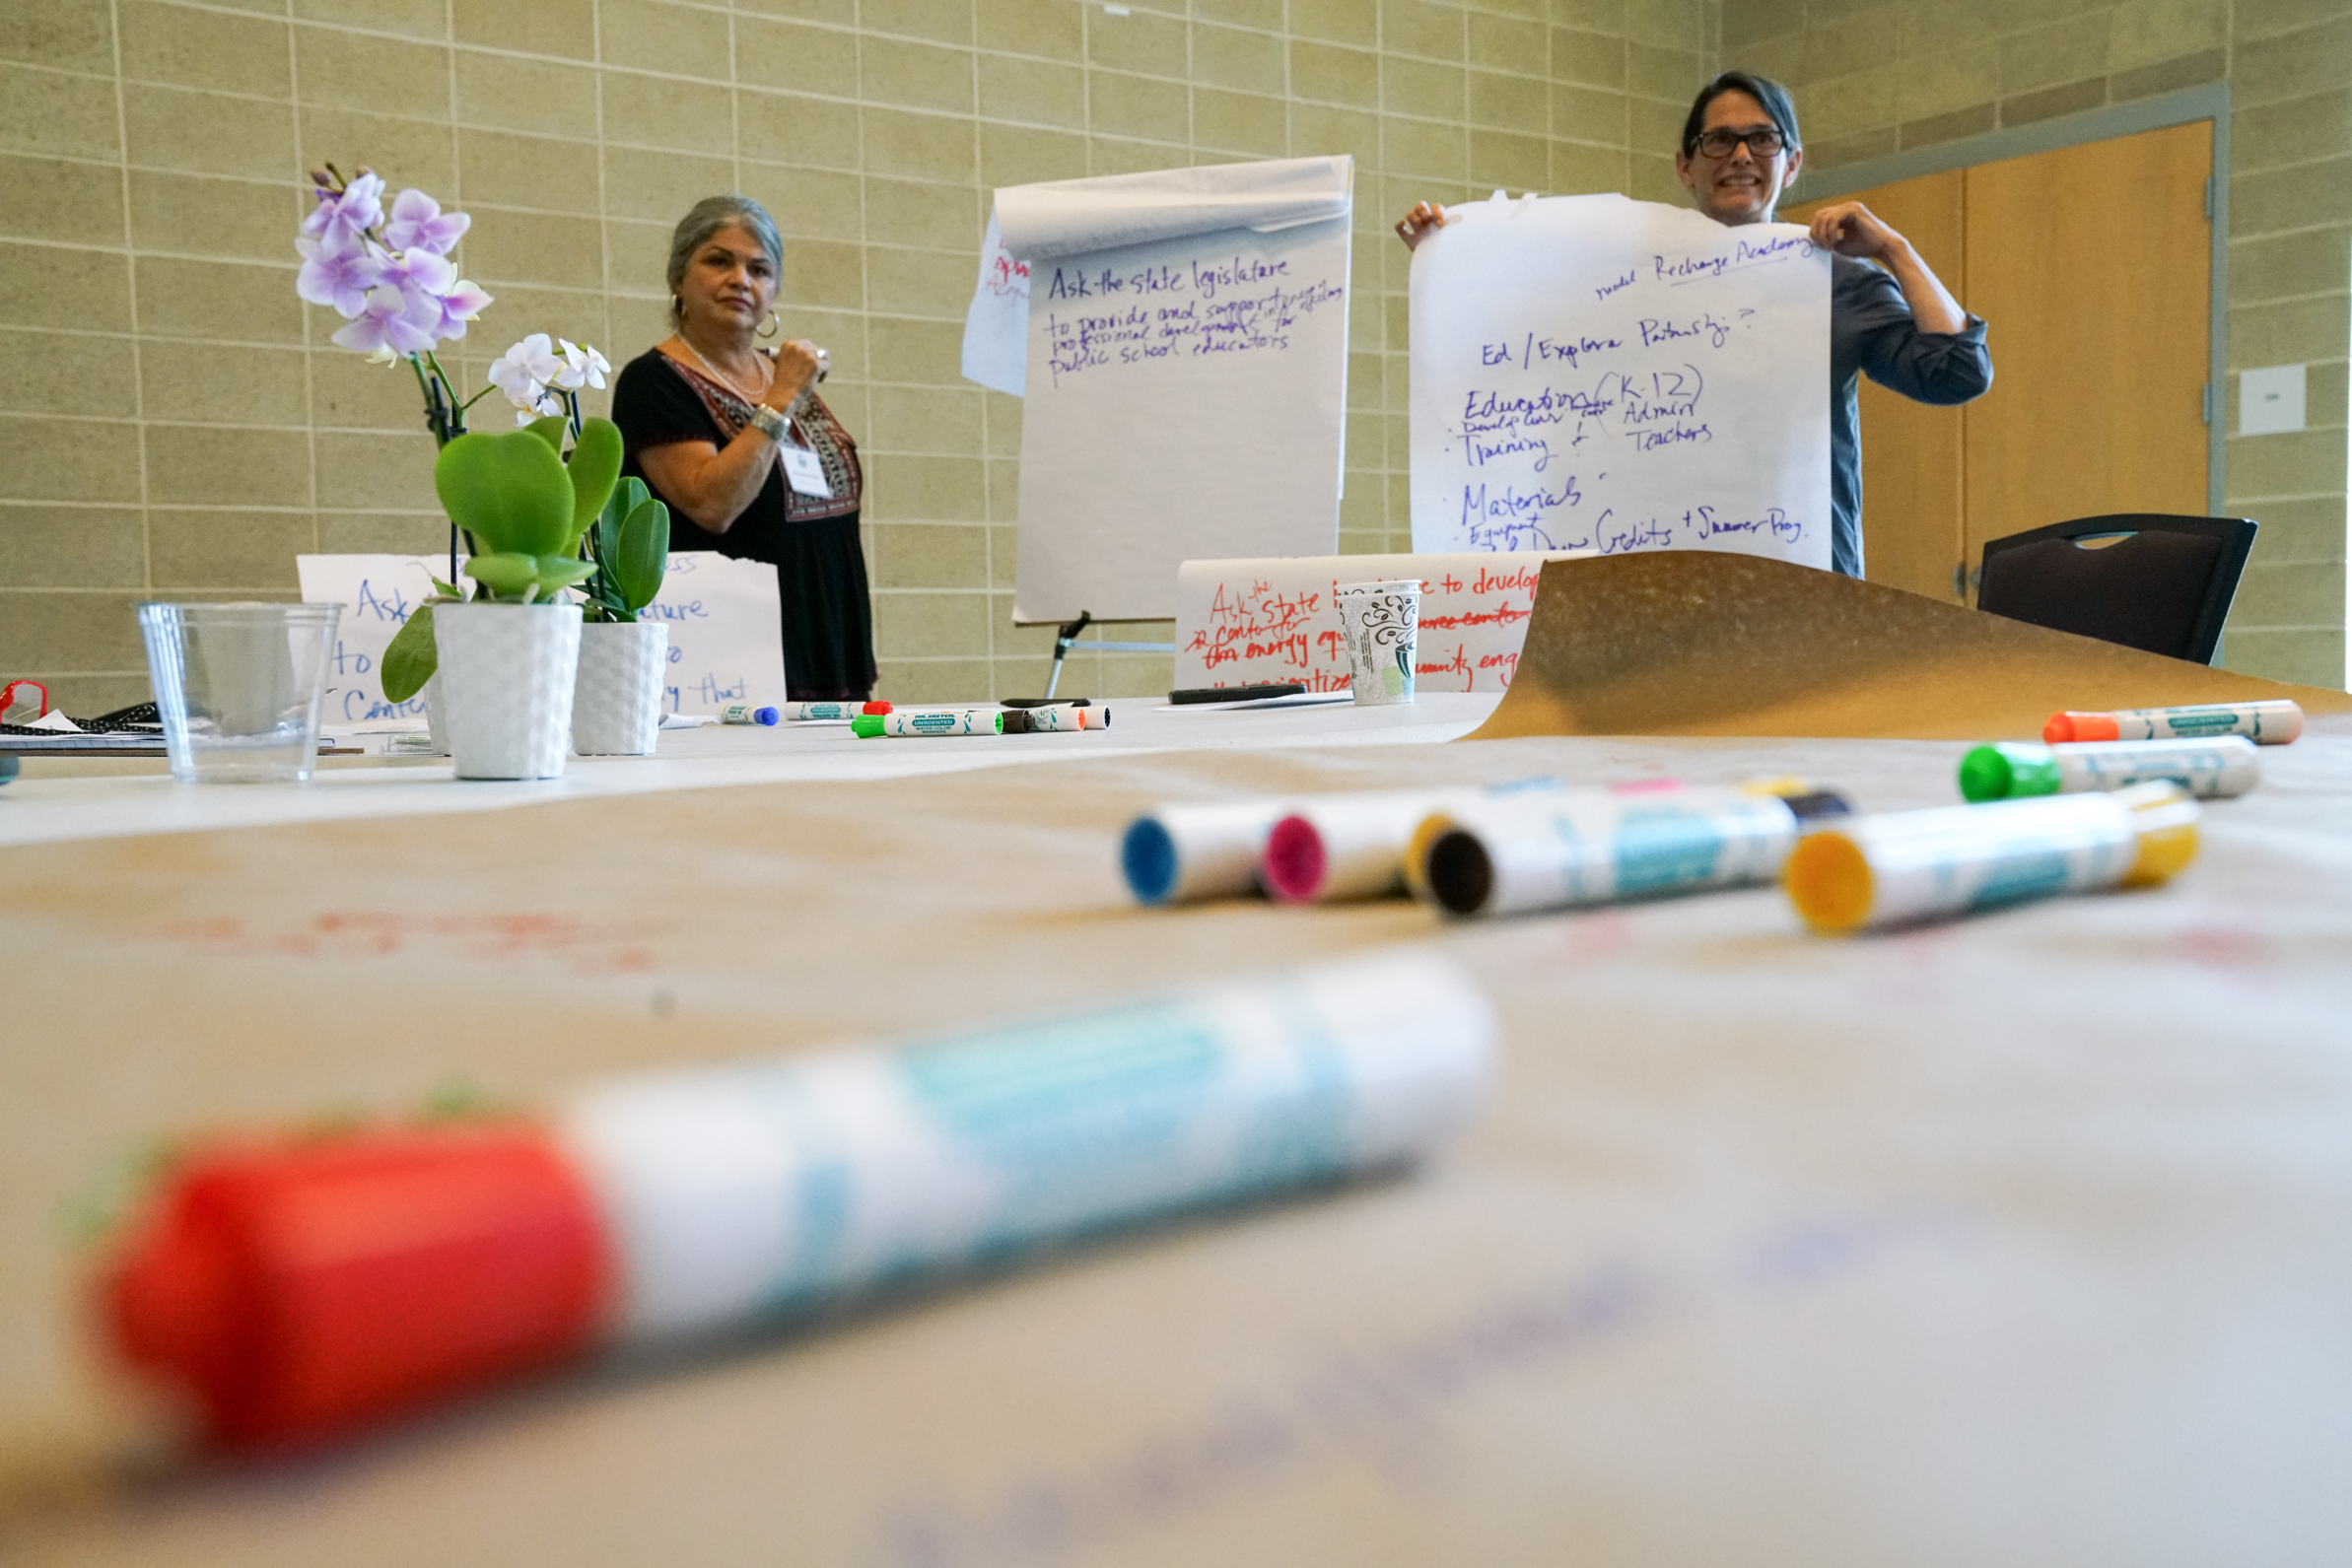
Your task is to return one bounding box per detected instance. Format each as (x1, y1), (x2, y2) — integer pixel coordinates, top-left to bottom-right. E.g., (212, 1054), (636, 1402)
(1333, 579), (1421, 707)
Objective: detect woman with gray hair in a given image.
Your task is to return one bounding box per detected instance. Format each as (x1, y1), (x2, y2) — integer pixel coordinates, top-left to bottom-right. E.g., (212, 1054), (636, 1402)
(612, 194), (874, 701)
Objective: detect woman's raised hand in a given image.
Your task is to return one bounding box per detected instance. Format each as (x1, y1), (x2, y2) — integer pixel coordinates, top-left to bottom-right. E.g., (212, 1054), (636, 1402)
(1394, 201), (1446, 250)
(1805, 200), (1904, 263)
(761, 339), (822, 410)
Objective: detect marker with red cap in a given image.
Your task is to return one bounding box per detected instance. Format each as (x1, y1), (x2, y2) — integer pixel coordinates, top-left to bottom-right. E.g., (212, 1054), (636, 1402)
(104, 954), (1495, 1450)
(2044, 700), (2303, 745)
(783, 701), (891, 721)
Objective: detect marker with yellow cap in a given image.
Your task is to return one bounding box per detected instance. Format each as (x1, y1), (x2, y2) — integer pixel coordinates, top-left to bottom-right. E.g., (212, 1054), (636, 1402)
(2044, 700), (2302, 745)
(1783, 781), (2200, 934)
(1958, 737), (2259, 802)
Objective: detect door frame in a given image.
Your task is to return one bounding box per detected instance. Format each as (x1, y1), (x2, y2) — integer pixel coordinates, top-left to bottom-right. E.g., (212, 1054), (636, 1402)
(1792, 84), (2230, 517)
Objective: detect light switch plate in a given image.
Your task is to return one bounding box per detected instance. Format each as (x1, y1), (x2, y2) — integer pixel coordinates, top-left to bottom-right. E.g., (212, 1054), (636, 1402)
(2239, 363), (2307, 437)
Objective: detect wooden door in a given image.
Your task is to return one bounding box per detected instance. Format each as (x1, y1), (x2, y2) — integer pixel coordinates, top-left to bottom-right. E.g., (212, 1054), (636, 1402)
(1784, 170), (1968, 601)
(1961, 121), (2211, 588)
(1788, 119), (2212, 604)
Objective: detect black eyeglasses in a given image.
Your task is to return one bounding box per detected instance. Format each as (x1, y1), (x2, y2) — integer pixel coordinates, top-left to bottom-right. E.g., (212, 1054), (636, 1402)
(1692, 127), (1787, 159)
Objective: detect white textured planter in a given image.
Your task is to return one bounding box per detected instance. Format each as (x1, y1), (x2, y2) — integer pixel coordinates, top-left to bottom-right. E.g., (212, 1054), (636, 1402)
(421, 672), (450, 754)
(572, 620), (668, 756)
(434, 601), (582, 781)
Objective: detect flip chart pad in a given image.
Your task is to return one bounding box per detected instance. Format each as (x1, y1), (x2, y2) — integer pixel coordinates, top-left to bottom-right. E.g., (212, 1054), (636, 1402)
(1410, 193), (1831, 568)
(958, 211), (1028, 397)
(1470, 550), (2352, 742)
(998, 156), (1353, 623)
(296, 553), (787, 720)
(1173, 552), (1587, 694)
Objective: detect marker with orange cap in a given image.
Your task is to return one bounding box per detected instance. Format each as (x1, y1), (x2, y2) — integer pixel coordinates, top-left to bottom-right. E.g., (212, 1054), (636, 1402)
(2044, 700), (2302, 745)
(1783, 781), (2199, 934)
(1958, 737), (2259, 802)
(104, 954), (1495, 1450)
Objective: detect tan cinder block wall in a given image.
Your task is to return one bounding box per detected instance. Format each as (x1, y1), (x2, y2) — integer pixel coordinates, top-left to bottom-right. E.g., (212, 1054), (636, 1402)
(0, 0), (1712, 710)
(1728, 0), (2352, 690)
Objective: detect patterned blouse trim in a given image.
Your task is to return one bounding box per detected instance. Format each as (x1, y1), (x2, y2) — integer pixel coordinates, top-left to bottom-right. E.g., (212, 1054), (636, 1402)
(659, 353), (863, 521)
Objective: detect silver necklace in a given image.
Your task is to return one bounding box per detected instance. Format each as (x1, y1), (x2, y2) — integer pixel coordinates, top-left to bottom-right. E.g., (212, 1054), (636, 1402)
(676, 331), (776, 410)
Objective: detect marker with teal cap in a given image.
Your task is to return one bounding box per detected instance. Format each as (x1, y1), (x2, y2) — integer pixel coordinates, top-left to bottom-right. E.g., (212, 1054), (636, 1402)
(1959, 736), (2260, 802)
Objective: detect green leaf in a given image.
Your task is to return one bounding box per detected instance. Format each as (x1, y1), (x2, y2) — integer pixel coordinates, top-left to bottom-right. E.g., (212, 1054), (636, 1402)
(428, 576), (462, 600)
(463, 551), (544, 598)
(612, 496), (671, 612)
(596, 474), (649, 569)
(434, 430), (573, 557)
(523, 415), (568, 451)
(565, 417), (624, 546)
(380, 602), (438, 703)
(533, 554), (598, 590)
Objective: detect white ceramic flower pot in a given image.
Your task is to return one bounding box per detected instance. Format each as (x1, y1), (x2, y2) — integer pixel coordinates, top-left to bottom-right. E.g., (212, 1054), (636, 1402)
(421, 672), (450, 754)
(572, 620), (668, 756)
(433, 601), (582, 781)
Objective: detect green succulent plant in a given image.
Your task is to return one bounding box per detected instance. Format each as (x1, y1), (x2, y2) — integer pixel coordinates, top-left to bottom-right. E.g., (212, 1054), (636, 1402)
(379, 416), (629, 704)
(580, 476), (671, 623)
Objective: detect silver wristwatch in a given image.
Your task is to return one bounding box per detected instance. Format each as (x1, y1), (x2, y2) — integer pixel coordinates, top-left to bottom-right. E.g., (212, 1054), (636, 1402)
(746, 404), (790, 442)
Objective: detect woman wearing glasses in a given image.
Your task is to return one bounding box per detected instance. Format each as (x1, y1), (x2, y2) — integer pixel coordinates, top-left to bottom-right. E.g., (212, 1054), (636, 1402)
(1398, 71), (1990, 581)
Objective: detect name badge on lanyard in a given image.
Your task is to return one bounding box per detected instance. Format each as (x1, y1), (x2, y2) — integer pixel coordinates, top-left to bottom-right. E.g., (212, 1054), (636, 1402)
(779, 440), (832, 499)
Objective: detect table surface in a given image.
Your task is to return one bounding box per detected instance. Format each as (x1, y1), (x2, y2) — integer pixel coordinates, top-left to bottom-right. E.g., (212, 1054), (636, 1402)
(4, 702), (2349, 1566)
(0, 696), (1492, 849)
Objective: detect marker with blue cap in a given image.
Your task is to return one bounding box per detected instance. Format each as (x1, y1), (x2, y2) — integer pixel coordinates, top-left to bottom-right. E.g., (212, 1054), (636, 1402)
(720, 704), (780, 726)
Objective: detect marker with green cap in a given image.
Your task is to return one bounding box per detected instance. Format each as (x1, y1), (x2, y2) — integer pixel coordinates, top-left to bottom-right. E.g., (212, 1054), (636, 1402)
(1958, 736), (2260, 802)
(853, 709), (1003, 738)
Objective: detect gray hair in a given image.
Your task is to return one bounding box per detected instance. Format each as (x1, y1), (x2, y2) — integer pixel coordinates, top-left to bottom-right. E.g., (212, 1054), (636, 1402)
(666, 195), (784, 323)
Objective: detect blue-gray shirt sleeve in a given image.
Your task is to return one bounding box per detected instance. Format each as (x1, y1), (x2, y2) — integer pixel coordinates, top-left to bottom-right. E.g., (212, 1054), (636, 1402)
(1833, 255), (1992, 405)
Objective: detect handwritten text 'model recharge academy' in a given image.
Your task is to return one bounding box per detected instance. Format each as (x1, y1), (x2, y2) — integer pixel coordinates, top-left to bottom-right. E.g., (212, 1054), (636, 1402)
(1040, 253), (1347, 386)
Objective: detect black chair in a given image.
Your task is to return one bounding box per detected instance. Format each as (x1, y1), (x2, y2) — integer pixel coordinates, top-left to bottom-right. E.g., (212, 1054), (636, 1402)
(1975, 513), (2257, 665)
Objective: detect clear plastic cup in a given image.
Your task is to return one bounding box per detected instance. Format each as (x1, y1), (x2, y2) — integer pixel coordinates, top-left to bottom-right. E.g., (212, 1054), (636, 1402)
(1332, 579), (1421, 706)
(136, 602), (342, 783)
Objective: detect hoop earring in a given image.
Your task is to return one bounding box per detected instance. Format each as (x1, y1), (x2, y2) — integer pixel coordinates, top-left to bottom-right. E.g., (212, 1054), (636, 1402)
(756, 311), (782, 340)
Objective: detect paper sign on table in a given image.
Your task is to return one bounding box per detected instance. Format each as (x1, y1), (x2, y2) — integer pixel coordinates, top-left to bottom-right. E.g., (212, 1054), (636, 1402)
(1410, 193), (1832, 569)
(978, 156), (1354, 625)
(296, 553), (788, 721)
(1173, 552), (1587, 694)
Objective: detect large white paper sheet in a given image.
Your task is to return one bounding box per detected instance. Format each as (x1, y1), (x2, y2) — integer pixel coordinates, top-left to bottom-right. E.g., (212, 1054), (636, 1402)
(959, 210), (1029, 397)
(1174, 552), (1588, 695)
(1410, 193), (1832, 570)
(296, 553), (788, 721)
(962, 157), (1351, 403)
(1005, 157), (1353, 624)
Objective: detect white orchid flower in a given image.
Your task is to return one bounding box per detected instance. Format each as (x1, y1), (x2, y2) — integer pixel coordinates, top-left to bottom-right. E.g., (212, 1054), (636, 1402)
(486, 333), (565, 414)
(552, 339), (611, 392)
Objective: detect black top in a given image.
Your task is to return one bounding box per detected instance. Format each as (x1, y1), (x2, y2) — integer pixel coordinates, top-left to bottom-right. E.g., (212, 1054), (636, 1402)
(610, 349), (876, 700)
(1830, 254), (1994, 579)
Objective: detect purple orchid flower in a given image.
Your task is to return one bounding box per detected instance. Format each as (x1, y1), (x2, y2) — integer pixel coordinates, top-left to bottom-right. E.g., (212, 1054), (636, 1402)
(330, 280), (448, 358)
(434, 278), (493, 342)
(299, 170), (384, 244)
(378, 243), (455, 300)
(294, 231), (383, 319)
(382, 188), (470, 255)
